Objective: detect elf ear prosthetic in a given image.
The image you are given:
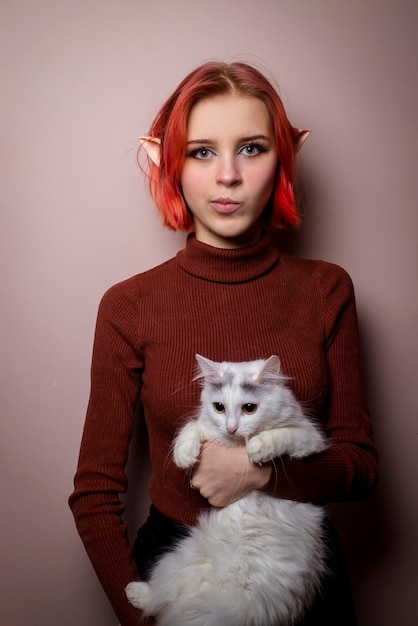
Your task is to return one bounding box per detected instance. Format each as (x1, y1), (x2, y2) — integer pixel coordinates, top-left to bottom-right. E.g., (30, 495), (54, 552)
(138, 127), (311, 168)
(137, 136), (162, 167)
(292, 128), (311, 153)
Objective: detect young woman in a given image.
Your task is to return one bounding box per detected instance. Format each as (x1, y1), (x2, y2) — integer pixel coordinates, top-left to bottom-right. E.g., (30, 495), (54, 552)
(69, 62), (379, 626)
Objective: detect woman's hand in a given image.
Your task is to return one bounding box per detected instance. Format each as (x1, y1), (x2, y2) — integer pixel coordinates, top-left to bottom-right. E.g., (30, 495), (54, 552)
(190, 441), (272, 507)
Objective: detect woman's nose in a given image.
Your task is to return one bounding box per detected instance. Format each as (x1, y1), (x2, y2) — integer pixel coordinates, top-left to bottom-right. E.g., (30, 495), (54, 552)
(216, 156), (242, 186)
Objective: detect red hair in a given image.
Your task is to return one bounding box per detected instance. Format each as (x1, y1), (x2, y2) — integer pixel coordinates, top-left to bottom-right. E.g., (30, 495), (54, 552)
(142, 62), (301, 231)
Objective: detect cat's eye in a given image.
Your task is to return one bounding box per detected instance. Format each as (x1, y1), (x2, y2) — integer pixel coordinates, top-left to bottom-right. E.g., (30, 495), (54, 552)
(242, 403), (257, 414)
(213, 402), (225, 413)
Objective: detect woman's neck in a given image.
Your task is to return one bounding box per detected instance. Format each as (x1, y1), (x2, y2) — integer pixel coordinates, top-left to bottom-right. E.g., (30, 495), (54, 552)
(176, 231), (280, 284)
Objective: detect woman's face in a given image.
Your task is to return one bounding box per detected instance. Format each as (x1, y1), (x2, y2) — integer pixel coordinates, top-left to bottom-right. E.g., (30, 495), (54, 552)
(180, 93), (278, 249)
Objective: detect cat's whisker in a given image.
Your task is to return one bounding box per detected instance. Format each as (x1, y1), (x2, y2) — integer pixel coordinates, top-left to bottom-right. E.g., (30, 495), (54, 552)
(277, 454), (296, 490)
(271, 458), (279, 493)
(225, 456), (251, 506)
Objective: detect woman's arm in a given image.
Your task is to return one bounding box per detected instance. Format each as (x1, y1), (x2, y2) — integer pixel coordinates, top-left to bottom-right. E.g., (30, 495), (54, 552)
(69, 282), (153, 626)
(268, 263), (379, 504)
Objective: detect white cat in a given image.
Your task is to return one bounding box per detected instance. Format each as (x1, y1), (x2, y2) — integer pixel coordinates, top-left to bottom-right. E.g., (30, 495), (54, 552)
(126, 355), (328, 626)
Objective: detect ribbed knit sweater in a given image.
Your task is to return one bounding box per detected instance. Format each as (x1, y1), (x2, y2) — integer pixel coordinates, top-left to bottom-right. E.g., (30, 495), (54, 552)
(69, 232), (378, 626)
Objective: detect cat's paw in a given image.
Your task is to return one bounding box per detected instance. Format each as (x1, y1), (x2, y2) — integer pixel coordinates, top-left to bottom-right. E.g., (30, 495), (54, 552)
(247, 432), (279, 464)
(173, 438), (201, 469)
(125, 581), (150, 609)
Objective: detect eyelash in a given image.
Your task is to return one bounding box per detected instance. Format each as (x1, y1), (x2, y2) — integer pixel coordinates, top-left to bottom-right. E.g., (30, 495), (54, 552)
(187, 142), (268, 160)
(188, 147), (215, 159)
(239, 142), (268, 156)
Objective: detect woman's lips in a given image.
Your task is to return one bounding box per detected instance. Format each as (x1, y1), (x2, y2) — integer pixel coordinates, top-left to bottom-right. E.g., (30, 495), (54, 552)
(210, 199), (242, 214)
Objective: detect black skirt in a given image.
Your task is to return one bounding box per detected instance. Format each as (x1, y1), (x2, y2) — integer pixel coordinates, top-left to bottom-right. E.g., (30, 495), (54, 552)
(133, 504), (357, 625)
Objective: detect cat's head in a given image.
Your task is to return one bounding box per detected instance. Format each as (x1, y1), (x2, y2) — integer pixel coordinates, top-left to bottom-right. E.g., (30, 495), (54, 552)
(195, 354), (287, 439)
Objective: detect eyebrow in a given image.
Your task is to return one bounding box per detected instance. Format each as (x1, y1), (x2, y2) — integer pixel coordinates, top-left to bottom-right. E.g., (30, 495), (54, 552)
(186, 134), (272, 145)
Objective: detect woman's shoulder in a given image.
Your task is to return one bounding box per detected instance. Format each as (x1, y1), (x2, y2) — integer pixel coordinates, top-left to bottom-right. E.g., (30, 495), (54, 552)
(98, 256), (178, 311)
(280, 251), (352, 278)
(279, 252), (355, 300)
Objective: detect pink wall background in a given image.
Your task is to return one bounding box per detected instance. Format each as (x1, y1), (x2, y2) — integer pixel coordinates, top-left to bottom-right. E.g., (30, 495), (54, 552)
(1, 1), (417, 624)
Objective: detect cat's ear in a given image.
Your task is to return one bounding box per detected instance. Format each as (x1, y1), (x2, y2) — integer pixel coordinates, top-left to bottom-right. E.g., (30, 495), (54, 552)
(194, 354), (222, 381)
(257, 355), (284, 383)
(293, 128), (311, 153)
(138, 136), (161, 167)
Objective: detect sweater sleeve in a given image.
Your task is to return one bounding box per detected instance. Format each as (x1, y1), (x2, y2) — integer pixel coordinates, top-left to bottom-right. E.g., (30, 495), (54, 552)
(265, 263), (379, 504)
(69, 281), (154, 626)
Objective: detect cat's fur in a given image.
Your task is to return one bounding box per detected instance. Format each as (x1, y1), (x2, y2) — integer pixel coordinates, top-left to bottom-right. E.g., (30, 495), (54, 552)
(126, 355), (328, 626)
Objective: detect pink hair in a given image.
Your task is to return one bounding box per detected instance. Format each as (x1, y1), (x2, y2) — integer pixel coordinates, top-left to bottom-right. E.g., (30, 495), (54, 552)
(141, 62), (301, 231)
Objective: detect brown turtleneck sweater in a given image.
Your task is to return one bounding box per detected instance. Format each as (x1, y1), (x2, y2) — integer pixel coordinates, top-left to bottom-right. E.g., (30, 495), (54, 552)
(69, 233), (378, 625)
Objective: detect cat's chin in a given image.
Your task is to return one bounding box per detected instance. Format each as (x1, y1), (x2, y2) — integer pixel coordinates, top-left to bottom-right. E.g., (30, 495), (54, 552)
(217, 432), (247, 446)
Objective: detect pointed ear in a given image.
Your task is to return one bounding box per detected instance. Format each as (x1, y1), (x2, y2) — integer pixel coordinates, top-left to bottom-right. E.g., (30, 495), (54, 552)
(293, 128), (311, 153)
(194, 354), (222, 381)
(137, 136), (161, 167)
(257, 355), (284, 384)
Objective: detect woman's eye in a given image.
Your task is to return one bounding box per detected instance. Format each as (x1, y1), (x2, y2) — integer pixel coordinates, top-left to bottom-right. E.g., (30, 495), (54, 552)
(239, 143), (266, 157)
(213, 402), (225, 413)
(188, 147), (215, 160)
(242, 403), (257, 414)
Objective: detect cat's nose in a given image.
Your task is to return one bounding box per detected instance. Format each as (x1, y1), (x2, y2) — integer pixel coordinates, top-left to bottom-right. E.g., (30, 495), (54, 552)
(226, 420), (238, 434)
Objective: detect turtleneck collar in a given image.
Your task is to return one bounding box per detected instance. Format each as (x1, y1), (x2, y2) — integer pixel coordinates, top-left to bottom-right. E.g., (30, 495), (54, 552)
(176, 232), (279, 284)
